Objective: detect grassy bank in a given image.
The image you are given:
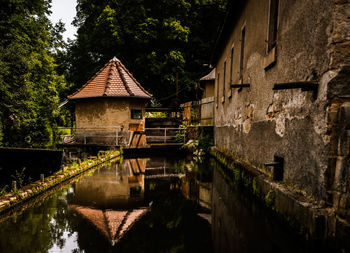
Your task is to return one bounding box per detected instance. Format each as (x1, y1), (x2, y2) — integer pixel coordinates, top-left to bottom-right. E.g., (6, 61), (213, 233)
(0, 150), (121, 214)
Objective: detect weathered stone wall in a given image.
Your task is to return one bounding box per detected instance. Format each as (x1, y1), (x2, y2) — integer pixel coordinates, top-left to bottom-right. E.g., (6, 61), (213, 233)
(327, 0), (350, 217)
(75, 98), (146, 131)
(214, 0), (350, 218)
(186, 126), (214, 141)
(203, 81), (215, 98)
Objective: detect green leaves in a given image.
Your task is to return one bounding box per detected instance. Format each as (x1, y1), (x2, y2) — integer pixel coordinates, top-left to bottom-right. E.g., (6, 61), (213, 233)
(67, 0), (228, 105)
(163, 18), (189, 42)
(0, 0), (70, 147)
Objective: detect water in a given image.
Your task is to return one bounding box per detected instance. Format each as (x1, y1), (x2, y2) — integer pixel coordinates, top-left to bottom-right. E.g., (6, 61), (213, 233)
(0, 155), (212, 253)
(211, 160), (342, 253)
(1, 154), (335, 253)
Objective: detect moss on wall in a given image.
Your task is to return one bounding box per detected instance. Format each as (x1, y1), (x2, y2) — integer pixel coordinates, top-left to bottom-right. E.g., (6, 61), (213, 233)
(210, 149), (327, 240)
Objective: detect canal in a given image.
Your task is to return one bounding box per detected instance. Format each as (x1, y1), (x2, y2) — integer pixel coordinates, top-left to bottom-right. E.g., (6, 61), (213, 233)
(0, 154), (213, 253)
(0, 153), (337, 252)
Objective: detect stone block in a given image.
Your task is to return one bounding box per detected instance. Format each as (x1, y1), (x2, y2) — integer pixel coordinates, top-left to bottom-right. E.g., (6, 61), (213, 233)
(339, 195), (348, 209)
(339, 103), (350, 127)
(334, 156), (348, 192)
(338, 130), (350, 156)
(333, 192), (342, 209)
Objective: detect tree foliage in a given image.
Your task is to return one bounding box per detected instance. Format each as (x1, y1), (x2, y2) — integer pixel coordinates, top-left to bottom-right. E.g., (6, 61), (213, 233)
(0, 0), (69, 147)
(66, 0), (227, 105)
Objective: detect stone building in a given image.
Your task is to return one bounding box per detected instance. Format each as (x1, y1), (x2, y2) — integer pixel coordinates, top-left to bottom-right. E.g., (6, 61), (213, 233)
(68, 57), (152, 145)
(199, 68), (215, 99)
(212, 0), (350, 247)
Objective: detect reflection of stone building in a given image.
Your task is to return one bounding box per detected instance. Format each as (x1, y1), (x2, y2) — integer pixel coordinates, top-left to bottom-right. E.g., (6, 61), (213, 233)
(212, 0), (350, 246)
(73, 160), (147, 209)
(181, 171), (212, 210)
(68, 57), (152, 146)
(71, 159), (149, 245)
(70, 157), (187, 245)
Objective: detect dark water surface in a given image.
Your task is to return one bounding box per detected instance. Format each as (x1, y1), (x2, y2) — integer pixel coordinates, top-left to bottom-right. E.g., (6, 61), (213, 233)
(0, 155), (212, 253)
(0, 154), (335, 253)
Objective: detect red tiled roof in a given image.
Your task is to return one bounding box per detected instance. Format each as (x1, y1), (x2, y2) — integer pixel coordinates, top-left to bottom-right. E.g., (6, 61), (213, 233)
(199, 68), (215, 81)
(68, 57), (152, 100)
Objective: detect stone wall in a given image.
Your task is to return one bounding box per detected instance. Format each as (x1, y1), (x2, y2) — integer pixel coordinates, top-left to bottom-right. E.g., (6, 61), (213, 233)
(186, 126), (214, 141)
(75, 98), (146, 131)
(211, 153), (350, 251)
(213, 0), (350, 218)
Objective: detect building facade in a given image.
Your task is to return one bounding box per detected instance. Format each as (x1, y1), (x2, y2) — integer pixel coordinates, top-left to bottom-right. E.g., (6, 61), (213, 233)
(199, 68), (215, 99)
(68, 57), (152, 145)
(212, 0), (350, 245)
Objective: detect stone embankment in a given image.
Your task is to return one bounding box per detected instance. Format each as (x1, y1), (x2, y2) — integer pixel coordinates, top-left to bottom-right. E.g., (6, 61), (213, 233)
(0, 150), (121, 214)
(211, 147), (350, 245)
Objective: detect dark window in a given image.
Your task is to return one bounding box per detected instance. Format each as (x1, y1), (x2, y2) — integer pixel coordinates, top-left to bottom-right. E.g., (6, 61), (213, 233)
(130, 186), (142, 197)
(230, 47), (234, 83)
(131, 109), (142, 119)
(268, 0), (279, 52)
(240, 27), (246, 81)
(217, 73), (220, 103)
(223, 61), (226, 98)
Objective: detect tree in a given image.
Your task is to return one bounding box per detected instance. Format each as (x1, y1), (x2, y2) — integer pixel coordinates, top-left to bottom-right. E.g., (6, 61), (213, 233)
(0, 0), (69, 147)
(66, 0), (227, 105)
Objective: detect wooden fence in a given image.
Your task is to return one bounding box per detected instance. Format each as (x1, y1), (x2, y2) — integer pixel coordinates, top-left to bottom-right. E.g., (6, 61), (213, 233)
(181, 96), (214, 125)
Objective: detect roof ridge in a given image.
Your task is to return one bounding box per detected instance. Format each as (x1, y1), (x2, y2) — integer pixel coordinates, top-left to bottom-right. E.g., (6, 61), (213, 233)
(68, 61), (109, 99)
(116, 61), (134, 96)
(104, 62), (113, 96)
(115, 210), (131, 240)
(119, 61), (152, 97)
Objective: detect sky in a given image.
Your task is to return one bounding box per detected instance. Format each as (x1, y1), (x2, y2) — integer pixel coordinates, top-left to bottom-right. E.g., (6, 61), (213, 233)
(49, 0), (78, 42)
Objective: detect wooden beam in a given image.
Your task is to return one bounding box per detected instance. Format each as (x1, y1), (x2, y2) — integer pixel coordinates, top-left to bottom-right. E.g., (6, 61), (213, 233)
(231, 83), (250, 88)
(145, 107), (182, 112)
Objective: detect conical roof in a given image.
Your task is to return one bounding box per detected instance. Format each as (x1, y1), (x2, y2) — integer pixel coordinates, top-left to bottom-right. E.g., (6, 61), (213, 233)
(68, 57), (152, 100)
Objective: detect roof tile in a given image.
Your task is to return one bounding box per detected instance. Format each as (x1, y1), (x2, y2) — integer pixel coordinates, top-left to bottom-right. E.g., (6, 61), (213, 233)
(69, 58), (152, 100)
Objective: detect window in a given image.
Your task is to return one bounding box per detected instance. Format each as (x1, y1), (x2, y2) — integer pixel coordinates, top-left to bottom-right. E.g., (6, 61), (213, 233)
(131, 109), (142, 119)
(223, 61), (226, 102)
(216, 73), (220, 106)
(268, 0), (279, 52)
(230, 47), (234, 83)
(240, 27), (245, 81)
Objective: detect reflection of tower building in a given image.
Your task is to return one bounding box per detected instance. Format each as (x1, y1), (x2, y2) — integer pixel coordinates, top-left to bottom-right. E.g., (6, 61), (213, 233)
(144, 157), (184, 196)
(73, 159), (147, 209)
(127, 158), (146, 197)
(70, 158), (150, 245)
(70, 205), (149, 245)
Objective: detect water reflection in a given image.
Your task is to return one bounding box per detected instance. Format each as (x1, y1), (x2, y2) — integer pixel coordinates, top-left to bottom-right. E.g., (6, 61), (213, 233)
(70, 158), (151, 245)
(72, 158), (148, 209)
(0, 155), (212, 253)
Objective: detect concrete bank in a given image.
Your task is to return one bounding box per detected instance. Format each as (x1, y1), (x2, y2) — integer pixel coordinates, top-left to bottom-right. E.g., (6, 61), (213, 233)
(0, 150), (121, 215)
(210, 148), (350, 250)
